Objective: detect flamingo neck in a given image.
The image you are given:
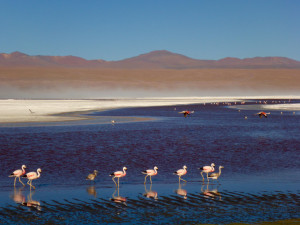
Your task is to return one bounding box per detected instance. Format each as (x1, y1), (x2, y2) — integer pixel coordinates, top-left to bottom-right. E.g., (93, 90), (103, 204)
(154, 168), (157, 173)
(37, 170), (41, 178)
(123, 168), (126, 175)
(22, 166), (26, 172)
(218, 167), (222, 176)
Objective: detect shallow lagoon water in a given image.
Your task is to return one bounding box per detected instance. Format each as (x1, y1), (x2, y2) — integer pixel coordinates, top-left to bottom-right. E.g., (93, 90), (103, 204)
(0, 99), (299, 224)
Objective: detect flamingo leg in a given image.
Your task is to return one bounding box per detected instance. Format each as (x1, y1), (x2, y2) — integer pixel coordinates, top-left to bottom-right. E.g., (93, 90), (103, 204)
(179, 176), (181, 183)
(201, 172), (204, 181)
(18, 177), (25, 186)
(144, 175), (148, 184)
(14, 177), (17, 187)
(180, 177), (187, 182)
(150, 176), (152, 184)
(30, 180), (35, 189)
(112, 177), (117, 186)
(118, 177), (120, 187)
(206, 173), (209, 182)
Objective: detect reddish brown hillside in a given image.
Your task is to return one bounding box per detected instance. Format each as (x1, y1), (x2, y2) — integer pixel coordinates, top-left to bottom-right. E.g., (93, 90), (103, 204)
(1, 50), (300, 69)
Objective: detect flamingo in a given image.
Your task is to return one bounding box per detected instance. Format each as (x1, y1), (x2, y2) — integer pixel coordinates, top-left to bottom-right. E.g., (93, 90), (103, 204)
(110, 167), (127, 186)
(142, 166), (158, 184)
(178, 110), (194, 118)
(9, 165), (26, 187)
(86, 170), (98, 182)
(199, 163), (215, 182)
(23, 168), (42, 189)
(256, 112), (270, 118)
(208, 166), (224, 181)
(174, 165), (187, 182)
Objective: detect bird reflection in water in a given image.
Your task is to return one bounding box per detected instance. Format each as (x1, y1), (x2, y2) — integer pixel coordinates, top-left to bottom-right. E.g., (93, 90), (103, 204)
(21, 189), (42, 211)
(175, 182), (187, 199)
(201, 183), (221, 201)
(10, 187), (25, 204)
(111, 186), (127, 206)
(86, 185), (97, 198)
(143, 183), (158, 200)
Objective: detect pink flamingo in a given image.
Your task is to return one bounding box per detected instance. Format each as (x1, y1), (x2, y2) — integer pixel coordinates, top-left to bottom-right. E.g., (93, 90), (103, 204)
(9, 165), (26, 187)
(199, 163), (215, 182)
(174, 165), (187, 182)
(256, 111), (270, 118)
(23, 168), (42, 189)
(110, 167), (127, 186)
(142, 166), (158, 184)
(178, 110), (194, 118)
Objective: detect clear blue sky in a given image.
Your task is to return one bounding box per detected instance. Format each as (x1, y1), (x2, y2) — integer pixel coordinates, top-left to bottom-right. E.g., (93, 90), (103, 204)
(1, 0), (299, 61)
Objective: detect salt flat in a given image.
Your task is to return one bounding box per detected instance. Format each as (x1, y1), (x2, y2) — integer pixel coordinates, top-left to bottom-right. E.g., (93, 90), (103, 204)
(0, 96), (299, 123)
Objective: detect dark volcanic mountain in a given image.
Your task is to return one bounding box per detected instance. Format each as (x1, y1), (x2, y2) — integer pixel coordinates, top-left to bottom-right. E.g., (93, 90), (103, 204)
(1, 50), (300, 69)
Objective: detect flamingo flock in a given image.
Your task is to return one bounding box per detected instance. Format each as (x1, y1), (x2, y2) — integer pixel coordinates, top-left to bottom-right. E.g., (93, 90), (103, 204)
(90, 163), (223, 187)
(9, 165), (42, 189)
(9, 163), (223, 189)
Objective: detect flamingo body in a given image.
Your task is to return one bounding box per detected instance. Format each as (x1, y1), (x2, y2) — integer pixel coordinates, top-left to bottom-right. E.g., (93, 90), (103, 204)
(178, 110), (194, 118)
(86, 170), (98, 181)
(174, 165), (187, 182)
(208, 166), (224, 180)
(199, 163), (215, 182)
(110, 167), (127, 186)
(9, 165), (26, 186)
(257, 112), (270, 118)
(23, 168), (41, 189)
(142, 166), (158, 184)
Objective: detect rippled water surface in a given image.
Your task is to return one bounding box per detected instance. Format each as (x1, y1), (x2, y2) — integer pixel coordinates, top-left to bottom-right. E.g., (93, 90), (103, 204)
(0, 99), (299, 224)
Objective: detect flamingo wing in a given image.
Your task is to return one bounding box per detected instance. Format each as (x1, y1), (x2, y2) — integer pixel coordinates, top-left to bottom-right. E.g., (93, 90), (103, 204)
(25, 172), (37, 179)
(10, 169), (22, 177)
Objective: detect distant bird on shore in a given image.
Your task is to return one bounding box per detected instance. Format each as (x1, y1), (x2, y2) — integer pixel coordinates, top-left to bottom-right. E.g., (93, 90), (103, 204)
(23, 168), (42, 189)
(86, 170), (98, 182)
(174, 165), (187, 182)
(111, 120), (115, 124)
(142, 166), (158, 184)
(28, 109), (35, 114)
(208, 166), (224, 181)
(9, 165), (27, 187)
(199, 163), (215, 182)
(256, 112), (270, 118)
(110, 167), (127, 187)
(178, 110), (194, 118)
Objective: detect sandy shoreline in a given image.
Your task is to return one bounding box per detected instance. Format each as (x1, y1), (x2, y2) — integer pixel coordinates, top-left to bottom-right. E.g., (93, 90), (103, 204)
(0, 96), (299, 124)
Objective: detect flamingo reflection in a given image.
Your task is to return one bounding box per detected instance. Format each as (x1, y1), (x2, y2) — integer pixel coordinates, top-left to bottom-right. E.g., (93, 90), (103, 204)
(143, 183), (158, 200)
(111, 186), (127, 206)
(22, 189), (41, 211)
(175, 182), (187, 199)
(10, 187), (25, 204)
(201, 183), (221, 201)
(86, 185), (97, 198)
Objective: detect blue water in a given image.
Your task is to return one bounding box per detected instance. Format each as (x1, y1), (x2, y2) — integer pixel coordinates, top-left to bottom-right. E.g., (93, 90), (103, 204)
(0, 99), (299, 224)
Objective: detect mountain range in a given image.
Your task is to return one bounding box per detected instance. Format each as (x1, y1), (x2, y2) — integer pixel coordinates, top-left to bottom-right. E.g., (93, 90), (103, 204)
(1, 50), (300, 69)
